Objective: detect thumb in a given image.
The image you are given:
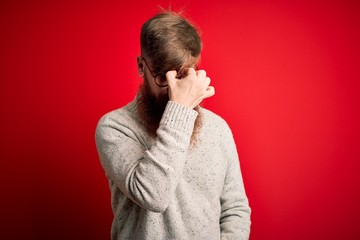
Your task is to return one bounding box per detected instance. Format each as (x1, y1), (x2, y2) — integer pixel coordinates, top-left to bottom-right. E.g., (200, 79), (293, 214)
(166, 70), (178, 85)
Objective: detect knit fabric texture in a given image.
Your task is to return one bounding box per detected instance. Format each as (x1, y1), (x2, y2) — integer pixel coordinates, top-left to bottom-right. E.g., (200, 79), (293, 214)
(95, 99), (251, 240)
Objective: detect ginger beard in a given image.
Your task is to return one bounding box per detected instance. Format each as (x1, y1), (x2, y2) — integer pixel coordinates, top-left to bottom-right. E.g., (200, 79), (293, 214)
(136, 78), (203, 147)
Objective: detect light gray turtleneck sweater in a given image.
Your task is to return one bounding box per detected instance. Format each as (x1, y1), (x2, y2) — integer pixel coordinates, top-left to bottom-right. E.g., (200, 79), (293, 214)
(95, 99), (251, 240)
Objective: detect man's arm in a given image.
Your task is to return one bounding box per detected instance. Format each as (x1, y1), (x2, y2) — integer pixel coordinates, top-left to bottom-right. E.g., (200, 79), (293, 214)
(95, 101), (197, 213)
(220, 123), (251, 240)
(95, 67), (214, 213)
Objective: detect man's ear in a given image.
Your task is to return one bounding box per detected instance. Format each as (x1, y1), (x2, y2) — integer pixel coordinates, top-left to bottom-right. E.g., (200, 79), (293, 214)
(137, 56), (144, 78)
(137, 56), (144, 71)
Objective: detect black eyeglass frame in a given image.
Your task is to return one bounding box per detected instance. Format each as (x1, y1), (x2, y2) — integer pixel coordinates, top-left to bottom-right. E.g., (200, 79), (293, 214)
(141, 57), (199, 88)
(141, 57), (169, 87)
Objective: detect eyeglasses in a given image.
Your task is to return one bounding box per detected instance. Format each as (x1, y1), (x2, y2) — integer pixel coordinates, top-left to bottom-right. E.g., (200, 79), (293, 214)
(141, 57), (169, 87)
(141, 57), (198, 88)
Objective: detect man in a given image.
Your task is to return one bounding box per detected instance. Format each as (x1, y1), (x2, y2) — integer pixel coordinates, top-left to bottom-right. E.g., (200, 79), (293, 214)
(95, 11), (251, 240)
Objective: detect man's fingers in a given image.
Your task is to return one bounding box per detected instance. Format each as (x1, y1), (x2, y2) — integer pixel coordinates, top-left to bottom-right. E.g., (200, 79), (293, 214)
(192, 86), (215, 108)
(203, 86), (215, 99)
(166, 70), (178, 86)
(186, 68), (196, 76)
(196, 69), (206, 79)
(166, 67), (214, 108)
(205, 77), (211, 86)
(166, 70), (178, 80)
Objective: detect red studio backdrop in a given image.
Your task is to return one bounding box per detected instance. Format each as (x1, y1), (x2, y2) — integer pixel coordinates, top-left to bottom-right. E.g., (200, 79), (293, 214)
(1, 0), (359, 239)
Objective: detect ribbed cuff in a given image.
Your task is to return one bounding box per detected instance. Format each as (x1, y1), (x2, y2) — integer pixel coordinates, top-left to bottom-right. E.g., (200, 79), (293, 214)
(160, 101), (198, 135)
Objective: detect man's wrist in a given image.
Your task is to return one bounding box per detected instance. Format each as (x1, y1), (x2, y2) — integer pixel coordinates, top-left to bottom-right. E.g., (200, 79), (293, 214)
(160, 101), (198, 135)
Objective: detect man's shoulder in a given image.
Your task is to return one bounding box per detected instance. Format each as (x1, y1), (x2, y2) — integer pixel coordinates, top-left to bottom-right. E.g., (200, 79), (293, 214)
(201, 107), (228, 127)
(97, 100), (137, 129)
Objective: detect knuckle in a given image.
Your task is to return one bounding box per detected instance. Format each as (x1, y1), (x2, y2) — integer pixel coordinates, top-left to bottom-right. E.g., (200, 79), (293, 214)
(197, 69), (206, 76)
(166, 71), (177, 81)
(188, 68), (196, 74)
(165, 70), (174, 77)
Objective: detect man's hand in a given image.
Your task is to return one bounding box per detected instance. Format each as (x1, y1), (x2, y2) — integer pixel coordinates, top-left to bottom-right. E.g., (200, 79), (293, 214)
(166, 68), (215, 109)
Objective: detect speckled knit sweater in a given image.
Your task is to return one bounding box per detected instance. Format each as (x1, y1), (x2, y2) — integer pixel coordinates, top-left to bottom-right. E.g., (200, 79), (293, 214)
(95, 99), (251, 240)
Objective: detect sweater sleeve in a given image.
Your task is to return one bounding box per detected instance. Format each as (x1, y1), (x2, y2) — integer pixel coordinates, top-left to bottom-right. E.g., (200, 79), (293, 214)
(95, 101), (198, 213)
(219, 122), (251, 240)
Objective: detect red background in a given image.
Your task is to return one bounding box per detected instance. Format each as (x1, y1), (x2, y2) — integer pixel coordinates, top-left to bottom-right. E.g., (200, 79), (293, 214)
(1, 0), (359, 239)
